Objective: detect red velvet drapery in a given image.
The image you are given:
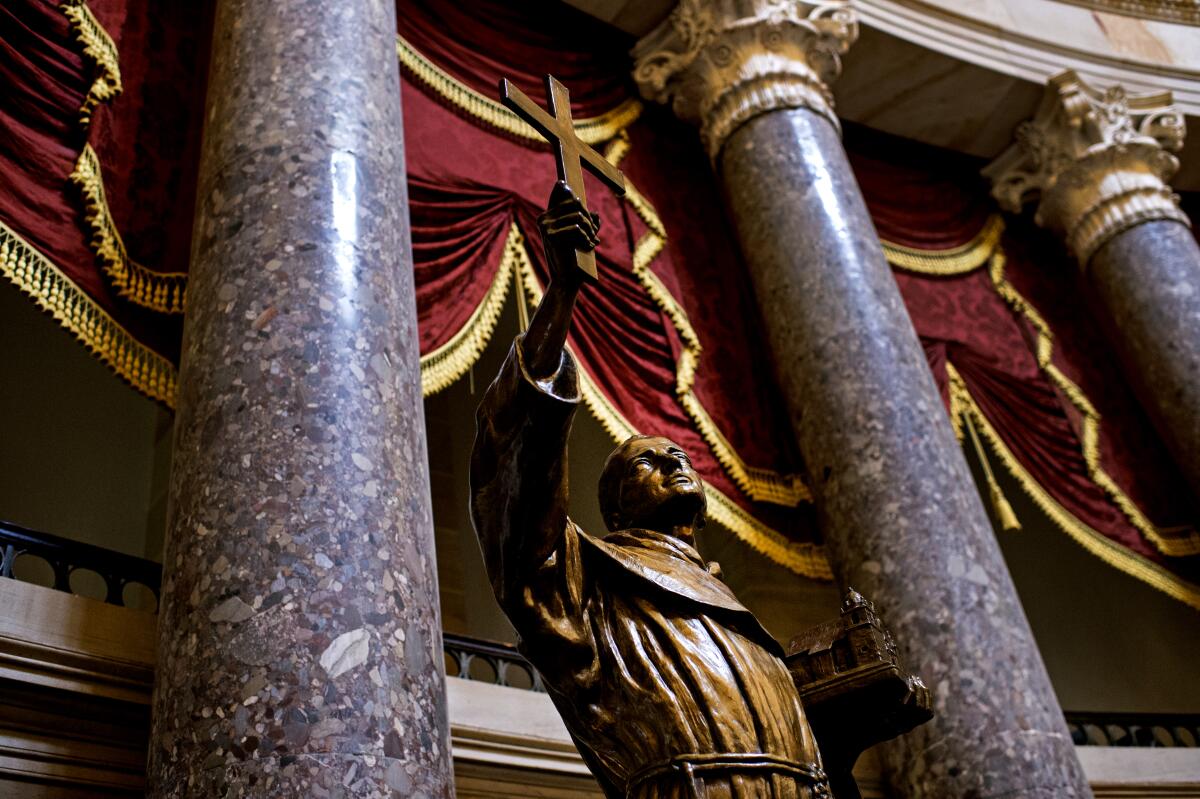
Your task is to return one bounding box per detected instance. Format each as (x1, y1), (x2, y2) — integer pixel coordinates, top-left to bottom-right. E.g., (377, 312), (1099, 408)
(0, 0), (207, 401)
(2, 0), (1197, 603)
(851, 127), (1200, 582)
(399, 0), (820, 572)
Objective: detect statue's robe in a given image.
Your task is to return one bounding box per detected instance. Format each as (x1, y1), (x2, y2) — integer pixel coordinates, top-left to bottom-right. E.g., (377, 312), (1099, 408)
(470, 339), (827, 799)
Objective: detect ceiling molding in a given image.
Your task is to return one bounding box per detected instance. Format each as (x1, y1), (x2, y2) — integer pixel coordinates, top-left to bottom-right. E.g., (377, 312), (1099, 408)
(852, 0), (1200, 115)
(1055, 0), (1200, 26)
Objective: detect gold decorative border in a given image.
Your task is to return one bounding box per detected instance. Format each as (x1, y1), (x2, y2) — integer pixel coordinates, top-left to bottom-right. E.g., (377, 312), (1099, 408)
(0, 220), (177, 406)
(61, 0), (123, 128)
(396, 35), (643, 146)
(605, 133), (811, 507)
(882, 214), (1004, 275)
(703, 484), (832, 580)
(1054, 0), (1200, 26)
(506, 222), (831, 579)
(957, 403), (1022, 532)
(399, 36), (808, 508)
(419, 223), (521, 395)
(0, 4), (180, 408)
(60, 4), (188, 315)
(68, 145), (188, 314)
(948, 363), (1200, 611)
(887, 215), (1200, 558)
(984, 246), (1200, 557)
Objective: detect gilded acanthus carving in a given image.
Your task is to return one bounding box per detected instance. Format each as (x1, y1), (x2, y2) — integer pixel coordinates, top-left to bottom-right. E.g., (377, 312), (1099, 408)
(632, 0), (858, 160)
(984, 70), (1188, 265)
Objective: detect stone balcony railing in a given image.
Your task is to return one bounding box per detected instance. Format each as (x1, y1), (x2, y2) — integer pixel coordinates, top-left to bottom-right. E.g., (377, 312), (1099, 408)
(1, 521), (1198, 796)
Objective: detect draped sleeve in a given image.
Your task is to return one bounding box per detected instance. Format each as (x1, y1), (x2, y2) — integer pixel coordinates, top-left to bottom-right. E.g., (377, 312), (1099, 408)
(469, 336), (598, 683)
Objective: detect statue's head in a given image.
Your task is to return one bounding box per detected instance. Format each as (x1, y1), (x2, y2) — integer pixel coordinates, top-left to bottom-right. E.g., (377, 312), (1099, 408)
(598, 435), (707, 537)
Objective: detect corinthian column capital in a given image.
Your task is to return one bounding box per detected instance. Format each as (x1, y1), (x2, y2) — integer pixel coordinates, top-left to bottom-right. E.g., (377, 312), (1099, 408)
(984, 70), (1189, 265)
(632, 0), (858, 160)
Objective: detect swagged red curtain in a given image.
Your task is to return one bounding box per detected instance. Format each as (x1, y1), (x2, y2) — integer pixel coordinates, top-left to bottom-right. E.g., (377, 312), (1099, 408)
(848, 128), (1200, 605)
(1, 0), (1197, 605)
(0, 1), (206, 402)
(399, 0), (821, 575)
(400, 0), (1200, 603)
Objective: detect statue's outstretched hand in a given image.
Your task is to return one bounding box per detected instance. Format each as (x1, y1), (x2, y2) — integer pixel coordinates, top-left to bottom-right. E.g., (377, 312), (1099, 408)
(522, 182), (598, 378)
(538, 181), (600, 284)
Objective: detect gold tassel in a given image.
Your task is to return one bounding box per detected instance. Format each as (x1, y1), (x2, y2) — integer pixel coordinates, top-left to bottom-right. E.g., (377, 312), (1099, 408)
(988, 473), (1022, 531)
(514, 261), (530, 332)
(965, 410), (1022, 531)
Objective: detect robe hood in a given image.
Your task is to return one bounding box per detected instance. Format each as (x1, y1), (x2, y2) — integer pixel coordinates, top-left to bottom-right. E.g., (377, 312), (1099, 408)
(577, 525), (785, 658)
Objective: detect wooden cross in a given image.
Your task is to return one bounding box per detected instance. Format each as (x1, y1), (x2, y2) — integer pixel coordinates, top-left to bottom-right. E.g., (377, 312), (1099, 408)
(500, 75), (626, 282)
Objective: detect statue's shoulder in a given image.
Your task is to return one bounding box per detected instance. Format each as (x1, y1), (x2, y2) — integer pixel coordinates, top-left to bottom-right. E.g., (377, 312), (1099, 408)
(576, 527), (784, 657)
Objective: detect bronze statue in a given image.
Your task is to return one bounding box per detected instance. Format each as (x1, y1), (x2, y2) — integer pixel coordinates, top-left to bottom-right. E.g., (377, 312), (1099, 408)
(469, 76), (830, 799)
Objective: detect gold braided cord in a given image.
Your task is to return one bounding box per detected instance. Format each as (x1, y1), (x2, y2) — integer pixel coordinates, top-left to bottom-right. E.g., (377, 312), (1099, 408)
(509, 230), (830, 579)
(61, 1), (122, 128)
(607, 134), (811, 507)
(883, 214), (1004, 276)
(395, 35), (642, 146)
(948, 364), (1200, 611)
(0, 220), (177, 406)
(963, 404), (1022, 531)
(419, 223), (521, 396)
(885, 211), (1199, 557)
(946, 376), (967, 443)
(985, 247), (1200, 558)
(69, 145), (188, 314)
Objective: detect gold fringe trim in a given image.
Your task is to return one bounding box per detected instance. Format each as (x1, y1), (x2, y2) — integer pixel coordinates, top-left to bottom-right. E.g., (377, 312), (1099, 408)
(948, 364), (1200, 612)
(68, 145), (188, 314)
(703, 484), (832, 580)
(984, 245), (1200, 558)
(606, 133), (811, 507)
(392, 31), (807, 505)
(883, 215), (1004, 276)
(0, 220), (177, 406)
(508, 222), (830, 579)
(395, 34), (642, 146)
(60, 4), (187, 314)
(887, 212), (1199, 557)
(419, 223), (520, 396)
(61, 1), (122, 128)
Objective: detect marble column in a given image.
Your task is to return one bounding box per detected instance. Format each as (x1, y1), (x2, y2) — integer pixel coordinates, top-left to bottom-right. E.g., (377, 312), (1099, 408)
(634, 3), (1091, 798)
(147, 1), (453, 796)
(986, 71), (1200, 509)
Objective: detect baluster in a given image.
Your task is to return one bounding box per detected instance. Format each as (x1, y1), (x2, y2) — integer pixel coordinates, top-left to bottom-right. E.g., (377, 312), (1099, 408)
(106, 575), (125, 606)
(53, 561), (71, 593)
(0, 545), (16, 578)
(496, 658), (509, 687)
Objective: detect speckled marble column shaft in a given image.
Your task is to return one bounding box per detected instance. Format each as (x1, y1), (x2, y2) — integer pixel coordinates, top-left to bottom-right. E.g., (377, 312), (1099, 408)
(719, 108), (1092, 799)
(147, 1), (453, 796)
(1088, 220), (1200, 504)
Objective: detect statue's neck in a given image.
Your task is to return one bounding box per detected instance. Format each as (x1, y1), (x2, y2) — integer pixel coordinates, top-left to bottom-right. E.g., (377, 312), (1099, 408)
(630, 522), (698, 550)
(606, 527), (704, 567)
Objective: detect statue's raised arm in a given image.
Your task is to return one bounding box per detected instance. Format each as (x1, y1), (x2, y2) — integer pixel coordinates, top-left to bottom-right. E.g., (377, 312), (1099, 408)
(468, 181), (597, 619)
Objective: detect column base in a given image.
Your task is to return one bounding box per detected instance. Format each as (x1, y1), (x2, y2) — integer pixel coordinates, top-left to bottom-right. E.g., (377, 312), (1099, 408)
(160, 752), (435, 798)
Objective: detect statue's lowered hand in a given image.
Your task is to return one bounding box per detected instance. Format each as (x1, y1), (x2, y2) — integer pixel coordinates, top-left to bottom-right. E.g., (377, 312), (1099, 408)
(538, 181), (600, 283)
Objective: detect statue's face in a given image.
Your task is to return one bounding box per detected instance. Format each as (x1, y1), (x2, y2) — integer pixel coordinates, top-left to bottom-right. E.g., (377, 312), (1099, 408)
(615, 436), (706, 533)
